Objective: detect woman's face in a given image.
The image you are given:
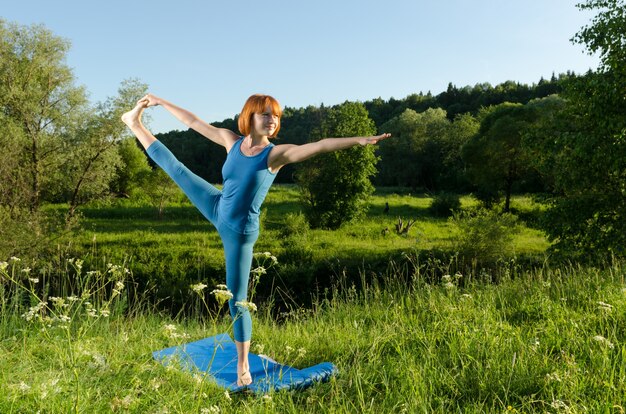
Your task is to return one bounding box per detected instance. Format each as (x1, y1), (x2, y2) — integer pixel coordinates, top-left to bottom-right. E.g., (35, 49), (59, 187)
(252, 105), (279, 137)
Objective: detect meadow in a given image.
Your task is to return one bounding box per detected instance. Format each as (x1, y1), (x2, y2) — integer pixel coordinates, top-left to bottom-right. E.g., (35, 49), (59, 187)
(2, 186), (624, 413)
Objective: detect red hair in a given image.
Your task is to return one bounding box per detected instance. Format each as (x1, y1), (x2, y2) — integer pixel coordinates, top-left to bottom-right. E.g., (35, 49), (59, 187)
(238, 94), (282, 137)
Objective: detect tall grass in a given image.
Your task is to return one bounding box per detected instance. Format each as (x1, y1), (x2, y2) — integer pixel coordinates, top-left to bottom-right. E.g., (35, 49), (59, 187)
(1, 254), (624, 413)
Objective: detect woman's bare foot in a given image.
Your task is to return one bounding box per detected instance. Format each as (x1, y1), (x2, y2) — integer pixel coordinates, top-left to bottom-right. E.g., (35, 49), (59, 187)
(237, 362), (252, 386)
(121, 101), (147, 127)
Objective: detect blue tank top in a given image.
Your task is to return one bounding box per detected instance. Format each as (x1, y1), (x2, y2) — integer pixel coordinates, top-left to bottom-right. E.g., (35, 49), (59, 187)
(219, 138), (277, 234)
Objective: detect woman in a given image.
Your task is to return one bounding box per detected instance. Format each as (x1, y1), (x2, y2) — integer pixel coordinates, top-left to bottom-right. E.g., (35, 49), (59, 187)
(122, 93), (390, 386)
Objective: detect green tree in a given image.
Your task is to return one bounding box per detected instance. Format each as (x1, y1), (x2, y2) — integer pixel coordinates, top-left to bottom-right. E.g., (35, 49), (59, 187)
(112, 138), (152, 197)
(462, 103), (538, 211)
(378, 108), (476, 191)
(537, 0), (626, 259)
(296, 101), (378, 229)
(62, 79), (147, 219)
(0, 19), (87, 213)
(0, 20), (147, 221)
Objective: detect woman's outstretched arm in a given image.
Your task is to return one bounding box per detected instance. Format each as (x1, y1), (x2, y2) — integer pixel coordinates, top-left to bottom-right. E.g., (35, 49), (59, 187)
(268, 133), (391, 172)
(141, 94), (239, 150)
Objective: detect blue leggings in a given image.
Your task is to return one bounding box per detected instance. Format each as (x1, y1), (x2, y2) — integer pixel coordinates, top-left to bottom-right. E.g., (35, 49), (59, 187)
(146, 141), (257, 342)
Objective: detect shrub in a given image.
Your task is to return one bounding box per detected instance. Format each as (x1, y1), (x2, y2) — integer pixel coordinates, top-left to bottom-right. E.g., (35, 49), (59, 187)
(429, 193), (461, 217)
(450, 208), (520, 265)
(279, 212), (313, 264)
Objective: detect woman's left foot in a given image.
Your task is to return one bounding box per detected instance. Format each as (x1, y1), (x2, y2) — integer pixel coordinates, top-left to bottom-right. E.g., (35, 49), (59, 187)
(237, 364), (252, 386)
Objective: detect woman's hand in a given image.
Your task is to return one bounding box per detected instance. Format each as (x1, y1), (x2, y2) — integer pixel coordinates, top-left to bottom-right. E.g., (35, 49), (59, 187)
(358, 133), (392, 146)
(139, 93), (162, 107)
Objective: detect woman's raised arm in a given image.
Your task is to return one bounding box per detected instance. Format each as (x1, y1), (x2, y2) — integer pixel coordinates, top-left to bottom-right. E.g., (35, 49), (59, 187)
(142, 94), (239, 150)
(268, 133), (391, 172)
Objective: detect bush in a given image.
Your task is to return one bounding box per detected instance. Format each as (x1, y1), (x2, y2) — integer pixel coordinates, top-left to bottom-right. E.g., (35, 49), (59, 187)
(429, 193), (461, 217)
(450, 208), (520, 265)
(279, 212), (313, 264)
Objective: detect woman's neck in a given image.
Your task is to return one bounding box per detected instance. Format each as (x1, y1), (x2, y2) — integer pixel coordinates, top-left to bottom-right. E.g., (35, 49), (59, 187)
(248, 133), (270, 146)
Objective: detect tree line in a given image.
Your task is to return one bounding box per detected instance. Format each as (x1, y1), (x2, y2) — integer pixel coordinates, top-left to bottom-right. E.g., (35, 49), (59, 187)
(156, 73), (567, 189)
(1, 0), (625, 262)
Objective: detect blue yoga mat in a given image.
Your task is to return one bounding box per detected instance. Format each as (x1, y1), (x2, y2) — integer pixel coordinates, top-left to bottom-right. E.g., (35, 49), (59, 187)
(153, 333), (338, 393)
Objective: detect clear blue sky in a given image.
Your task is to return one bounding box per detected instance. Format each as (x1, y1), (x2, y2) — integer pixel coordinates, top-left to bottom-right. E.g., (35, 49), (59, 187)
(3, 0), (600, 133)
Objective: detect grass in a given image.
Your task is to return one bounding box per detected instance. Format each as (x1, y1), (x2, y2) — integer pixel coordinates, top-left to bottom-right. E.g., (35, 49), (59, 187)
(5, 187), (601, 412)
(48, 186), (551, 309)
(1, 256), (625, 413)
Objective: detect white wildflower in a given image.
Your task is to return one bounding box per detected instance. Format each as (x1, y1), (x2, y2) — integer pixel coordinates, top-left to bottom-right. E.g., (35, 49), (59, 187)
(224, 391), (232, 401)
(460, 293), (472, 300)
(150, 378), (162, 391)
(162, 324), (189, 339)
(9, 256), (21, 262)
(28, 277), (39, 284)
(235, 300), (257, 312)
(191, 283), (208, 294)
(262, 394), (272, 403)
(285, 345), (294, 355)
(545, 372), (562, 383)
(201, 406), (220, 414)
(18, 381), (31, 392)
(49, 297), (68, 308)
(21, 301), (47, 322)
(297, 347), (307, 358)
(89, 353), (108, 369)
(593, 335), (614, 349)
(0, 261), (8, 272)
(550, 400), (569, 410)
(597, 301), (613, 312)
(67, 296), (79, 302)
(211, 288), (233, 306)
(86, 307), (98, 318)
(251, 266), (267, 276)
(441, 274), (452, 283)
(57, 315), (71, 324)
(100, 309), (110, 317)
(112, 281), (125, 296)
(444, 281), (455, 289)
(21, 267), (31, 274)
(216, 284), (228, 290)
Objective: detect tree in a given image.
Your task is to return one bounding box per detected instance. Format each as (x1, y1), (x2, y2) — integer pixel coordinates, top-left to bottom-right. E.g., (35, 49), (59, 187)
(111, 138), (152, 197)
(296, 101), (378, 229)
(377, 108), (476, 191)
(462, 103), (538, 211)
(0, 19), (87, 213)
(62, 79), (147, 219)
(0, 20), (147, 222)
(536, 0), (626, 259)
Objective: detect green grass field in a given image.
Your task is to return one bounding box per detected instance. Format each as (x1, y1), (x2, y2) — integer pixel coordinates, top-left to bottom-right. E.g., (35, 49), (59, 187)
(1, 256), (624, 413)
(5, 187), (622, 413)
